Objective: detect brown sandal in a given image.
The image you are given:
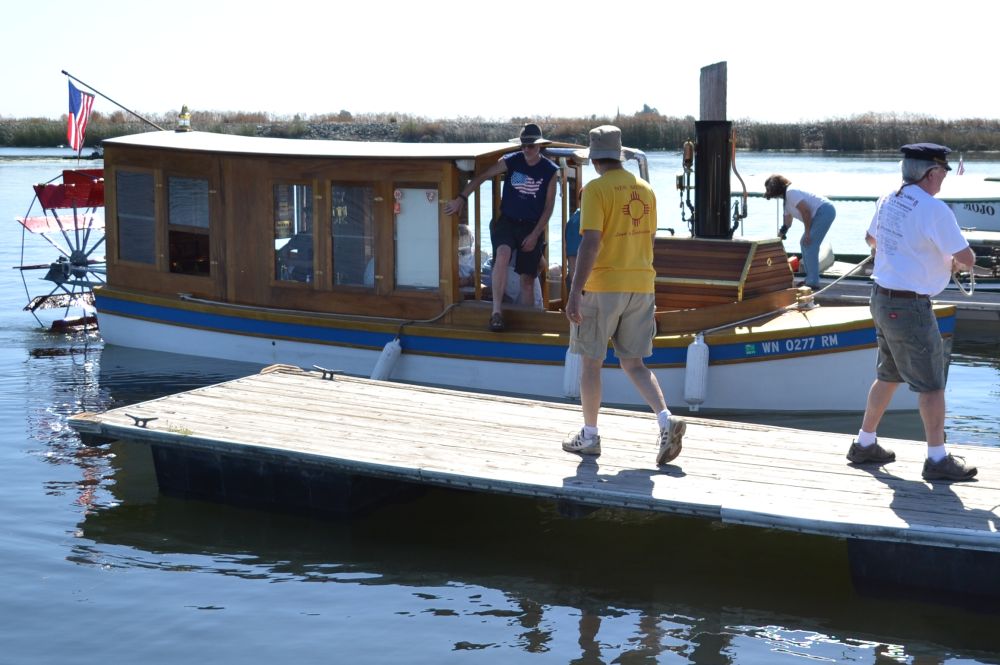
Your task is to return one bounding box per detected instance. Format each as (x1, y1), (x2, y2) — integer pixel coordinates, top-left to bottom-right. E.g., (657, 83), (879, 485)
(489, 312), (505, 332)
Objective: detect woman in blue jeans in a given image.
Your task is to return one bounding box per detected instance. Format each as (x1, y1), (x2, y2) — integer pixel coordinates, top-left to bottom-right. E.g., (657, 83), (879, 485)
(764, 174), (836, 289)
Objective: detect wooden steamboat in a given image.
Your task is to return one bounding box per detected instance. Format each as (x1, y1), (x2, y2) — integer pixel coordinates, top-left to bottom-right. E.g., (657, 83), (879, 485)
(91, 130), (953, 412)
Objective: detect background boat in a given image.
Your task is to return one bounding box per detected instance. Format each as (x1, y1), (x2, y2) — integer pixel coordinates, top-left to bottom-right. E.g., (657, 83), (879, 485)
(739, 170), (1000, 231)
(783, 236), (1000, 337)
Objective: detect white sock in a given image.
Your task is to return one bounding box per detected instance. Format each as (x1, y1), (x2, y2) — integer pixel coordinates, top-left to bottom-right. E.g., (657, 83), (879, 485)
(927, 445), (947, 462)
(583, 425), (599, 439)
(857, 429), (877, 447)
(657, 409), (672, 429)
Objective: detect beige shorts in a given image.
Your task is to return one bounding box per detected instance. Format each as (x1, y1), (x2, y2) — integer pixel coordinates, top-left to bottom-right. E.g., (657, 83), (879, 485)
(569, 291), (656, 360)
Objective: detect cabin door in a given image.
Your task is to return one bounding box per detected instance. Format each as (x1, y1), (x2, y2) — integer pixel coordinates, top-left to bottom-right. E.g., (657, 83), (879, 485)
(394, 187), (439, 289)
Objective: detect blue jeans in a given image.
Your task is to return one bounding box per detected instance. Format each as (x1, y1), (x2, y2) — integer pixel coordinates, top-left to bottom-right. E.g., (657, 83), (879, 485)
(800, 202), (836, 287)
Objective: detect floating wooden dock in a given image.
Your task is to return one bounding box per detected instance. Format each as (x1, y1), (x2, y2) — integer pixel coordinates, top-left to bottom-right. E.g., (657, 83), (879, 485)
(68, 365), (1000, 597)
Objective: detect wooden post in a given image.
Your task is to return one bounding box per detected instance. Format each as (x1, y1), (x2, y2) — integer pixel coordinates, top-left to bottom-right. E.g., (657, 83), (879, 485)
(699, 61), (727, 122)
(694, 61), (733, 238)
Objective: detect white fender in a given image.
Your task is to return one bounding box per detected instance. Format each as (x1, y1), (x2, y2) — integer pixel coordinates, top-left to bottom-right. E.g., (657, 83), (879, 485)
(683, 333), (709, 411)
(818, 241), (835, 273)
(370, 338), (402, 381)
(563, 348), (581, 399)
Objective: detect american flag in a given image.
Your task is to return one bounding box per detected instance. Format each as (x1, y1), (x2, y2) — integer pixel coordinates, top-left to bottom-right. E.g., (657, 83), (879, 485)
(67, 82), (95, 152)
(510, 171), (543, 196)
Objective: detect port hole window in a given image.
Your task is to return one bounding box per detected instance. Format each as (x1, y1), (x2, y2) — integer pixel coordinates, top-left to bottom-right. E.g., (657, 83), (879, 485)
(394, 186), (439, 290)
(167, 176), (210, 276)
(274, 184), (314, 283)
(331, 184), (375, 288)
(115, 170), (155, 264)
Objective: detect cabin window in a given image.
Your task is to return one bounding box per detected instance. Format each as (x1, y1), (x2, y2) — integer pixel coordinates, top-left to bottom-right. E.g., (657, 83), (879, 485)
(167, 176), (211, 276)
(330, 184), (374, 287)
(274, 184), (314, 283)
(115, 170), (155, 264)
(394, 187), (440, 289)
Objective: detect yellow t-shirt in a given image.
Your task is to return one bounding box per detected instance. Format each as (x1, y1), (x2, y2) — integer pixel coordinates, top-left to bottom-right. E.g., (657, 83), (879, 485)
(579, 168), (657, 293)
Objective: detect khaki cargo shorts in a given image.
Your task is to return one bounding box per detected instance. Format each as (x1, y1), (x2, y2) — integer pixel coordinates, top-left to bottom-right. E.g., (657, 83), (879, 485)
(569, 291), (656, 360)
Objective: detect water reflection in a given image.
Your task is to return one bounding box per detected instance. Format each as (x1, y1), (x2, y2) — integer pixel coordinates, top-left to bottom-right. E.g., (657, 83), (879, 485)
(22, 338), (260, 514)
(72, 471), (1000, 662)
(96, 344), (263, 403)
(19, 333), (112, 513)
(719, 336), (1000, 448)
(953, 336), (1000, 364)
(18, 337), (1000, 663)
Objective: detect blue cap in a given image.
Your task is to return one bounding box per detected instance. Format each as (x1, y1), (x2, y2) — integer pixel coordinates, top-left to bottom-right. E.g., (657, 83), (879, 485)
(900, 143), (952, 170)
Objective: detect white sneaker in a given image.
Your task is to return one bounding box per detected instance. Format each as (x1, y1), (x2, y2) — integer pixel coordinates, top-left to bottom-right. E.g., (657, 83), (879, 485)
(656, 416), (685, 465)
(563, 429), (601, 456)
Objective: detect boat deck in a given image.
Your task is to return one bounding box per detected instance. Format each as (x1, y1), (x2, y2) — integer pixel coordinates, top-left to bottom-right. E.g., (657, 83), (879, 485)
(68, 366), (1000, 554)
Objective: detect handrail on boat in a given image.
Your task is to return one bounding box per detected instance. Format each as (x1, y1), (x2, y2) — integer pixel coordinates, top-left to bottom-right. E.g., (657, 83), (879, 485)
(176, 292), (445, 326)
(547, 145), (649, 181)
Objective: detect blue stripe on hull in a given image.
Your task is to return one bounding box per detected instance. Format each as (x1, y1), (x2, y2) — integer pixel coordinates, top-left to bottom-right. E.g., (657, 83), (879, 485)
(96, 295), (569, 363)
(96, 293), (955, 368)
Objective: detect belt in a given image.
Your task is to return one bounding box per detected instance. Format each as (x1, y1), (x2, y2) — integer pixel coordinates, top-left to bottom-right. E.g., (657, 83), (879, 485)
(874, 284), (928, 299)
(499, 213), (535, 224)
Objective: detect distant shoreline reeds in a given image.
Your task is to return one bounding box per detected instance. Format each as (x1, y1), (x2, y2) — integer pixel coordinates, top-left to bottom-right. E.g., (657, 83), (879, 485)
(3, 110), (1000, 153)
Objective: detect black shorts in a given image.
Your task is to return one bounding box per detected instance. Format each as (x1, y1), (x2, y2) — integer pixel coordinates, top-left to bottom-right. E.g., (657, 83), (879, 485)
(491, 214), (545, 275)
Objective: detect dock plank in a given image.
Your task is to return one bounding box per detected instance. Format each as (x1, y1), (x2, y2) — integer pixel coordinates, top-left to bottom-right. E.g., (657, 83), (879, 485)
(69, 366), (1000, 552)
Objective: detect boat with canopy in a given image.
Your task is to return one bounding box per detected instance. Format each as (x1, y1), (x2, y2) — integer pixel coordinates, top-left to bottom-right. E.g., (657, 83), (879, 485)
(83, 129), (953, 413)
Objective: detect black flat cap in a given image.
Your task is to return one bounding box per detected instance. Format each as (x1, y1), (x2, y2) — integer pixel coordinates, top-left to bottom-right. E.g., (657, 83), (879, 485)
(901, 143), (952, 169)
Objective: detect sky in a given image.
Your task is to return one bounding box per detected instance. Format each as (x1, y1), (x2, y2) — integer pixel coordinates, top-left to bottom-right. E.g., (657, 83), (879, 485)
(3, 0), (996, 124)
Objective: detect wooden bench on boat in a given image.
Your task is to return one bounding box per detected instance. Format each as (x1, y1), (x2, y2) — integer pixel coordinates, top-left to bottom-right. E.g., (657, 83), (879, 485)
(653, 236), (801, 334)
(448, 237), (802, 336)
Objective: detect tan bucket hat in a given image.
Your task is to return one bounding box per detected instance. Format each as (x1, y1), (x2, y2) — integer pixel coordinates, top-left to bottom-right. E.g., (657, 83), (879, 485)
(574, 125), (624, 161)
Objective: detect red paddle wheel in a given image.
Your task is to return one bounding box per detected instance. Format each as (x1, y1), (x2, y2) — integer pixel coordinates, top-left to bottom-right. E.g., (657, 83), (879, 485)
(15, 168), (105, 330)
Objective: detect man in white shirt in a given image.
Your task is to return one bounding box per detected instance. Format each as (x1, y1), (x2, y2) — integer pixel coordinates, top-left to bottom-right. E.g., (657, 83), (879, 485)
(847, 143), (978, 481)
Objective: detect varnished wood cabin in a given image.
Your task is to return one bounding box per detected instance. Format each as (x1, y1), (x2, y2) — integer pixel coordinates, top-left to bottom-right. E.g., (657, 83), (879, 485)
(101, 130), (798, 334)
(102, 131), (590, 325)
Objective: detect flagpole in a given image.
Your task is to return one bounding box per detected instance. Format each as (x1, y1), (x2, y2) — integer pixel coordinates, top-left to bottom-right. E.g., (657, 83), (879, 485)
(61, 70), (167, 131)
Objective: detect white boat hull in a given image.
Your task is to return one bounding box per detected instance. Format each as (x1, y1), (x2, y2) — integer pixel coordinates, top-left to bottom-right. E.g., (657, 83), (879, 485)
(97, 311), (916, 413)
(949, 200), (1000, 232)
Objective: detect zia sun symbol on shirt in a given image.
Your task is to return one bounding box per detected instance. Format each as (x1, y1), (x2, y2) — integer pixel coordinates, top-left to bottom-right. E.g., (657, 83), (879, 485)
(621, 191), (650, 227)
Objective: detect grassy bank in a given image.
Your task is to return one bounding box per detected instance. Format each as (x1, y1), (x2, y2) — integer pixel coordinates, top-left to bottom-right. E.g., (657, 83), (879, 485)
(3, 110), (1000, 153)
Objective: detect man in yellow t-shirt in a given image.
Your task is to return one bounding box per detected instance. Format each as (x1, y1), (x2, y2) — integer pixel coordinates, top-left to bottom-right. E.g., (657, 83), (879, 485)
(562, 125), (685, 466)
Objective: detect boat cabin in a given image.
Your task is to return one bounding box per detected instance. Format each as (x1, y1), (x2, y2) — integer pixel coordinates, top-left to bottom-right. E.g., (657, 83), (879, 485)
(101, 130), (801, 336)
(101, 131), (588, 324)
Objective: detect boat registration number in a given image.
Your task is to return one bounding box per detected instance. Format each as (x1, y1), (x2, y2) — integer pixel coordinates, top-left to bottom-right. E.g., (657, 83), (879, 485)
(748, 334), (839, 356)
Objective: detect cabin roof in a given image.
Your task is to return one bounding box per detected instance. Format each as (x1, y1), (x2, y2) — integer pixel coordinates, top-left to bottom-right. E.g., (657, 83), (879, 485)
(102, 130), (563, 161)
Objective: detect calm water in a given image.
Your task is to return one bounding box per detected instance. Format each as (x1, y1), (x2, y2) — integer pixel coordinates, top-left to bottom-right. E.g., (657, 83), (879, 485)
(3, 151), (1000, 664)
